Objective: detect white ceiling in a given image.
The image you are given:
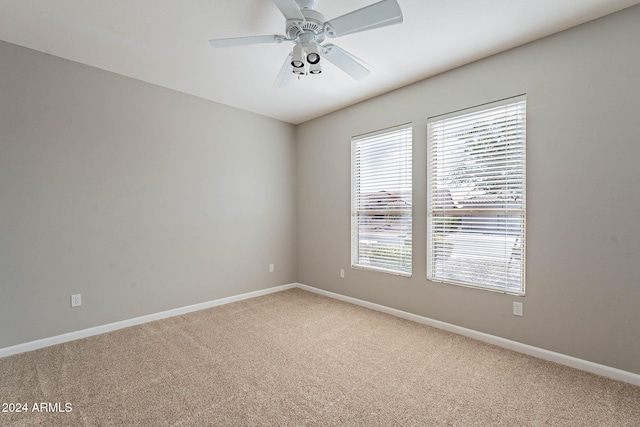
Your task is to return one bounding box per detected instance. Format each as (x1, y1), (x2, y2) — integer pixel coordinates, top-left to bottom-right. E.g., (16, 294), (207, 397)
(1, 0), (638, 124)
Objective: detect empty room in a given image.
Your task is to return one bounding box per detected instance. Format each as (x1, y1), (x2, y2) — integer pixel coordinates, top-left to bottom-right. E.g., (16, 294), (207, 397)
(1, 0), (639, 425)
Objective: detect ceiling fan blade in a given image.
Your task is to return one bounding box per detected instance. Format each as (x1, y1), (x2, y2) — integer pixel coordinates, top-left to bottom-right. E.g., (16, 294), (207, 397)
(321, 44), (371, 80)
(324, 0), (403, 38)
(209, 35), (286, 48)
(274, 54), (294, 88)
(273, 0), (305, 22)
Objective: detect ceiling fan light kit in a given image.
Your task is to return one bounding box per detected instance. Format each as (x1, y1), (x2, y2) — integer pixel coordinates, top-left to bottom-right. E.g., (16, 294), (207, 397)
(309, 62), (322, 75)
(306, 41), (321, 65)
(209, 0), (403, 87)
(291, 43), (306, 68)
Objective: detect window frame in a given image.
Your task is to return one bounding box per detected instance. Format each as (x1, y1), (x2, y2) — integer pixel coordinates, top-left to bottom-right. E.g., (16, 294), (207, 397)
(351, 123), (413, 277)
(426, 95), (526, 295)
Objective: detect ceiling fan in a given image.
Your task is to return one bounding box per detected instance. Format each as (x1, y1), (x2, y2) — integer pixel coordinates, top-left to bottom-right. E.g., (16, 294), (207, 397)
(209, 0), (403, 87)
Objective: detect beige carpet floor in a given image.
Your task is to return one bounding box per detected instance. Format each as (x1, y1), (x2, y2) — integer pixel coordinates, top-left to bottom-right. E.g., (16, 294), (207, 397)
(1, 288), (639, 426)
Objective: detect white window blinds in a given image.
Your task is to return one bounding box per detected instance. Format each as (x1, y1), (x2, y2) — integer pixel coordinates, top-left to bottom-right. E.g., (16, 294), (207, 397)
(352, 124), (412, 276)
(427, 96), (526, 294)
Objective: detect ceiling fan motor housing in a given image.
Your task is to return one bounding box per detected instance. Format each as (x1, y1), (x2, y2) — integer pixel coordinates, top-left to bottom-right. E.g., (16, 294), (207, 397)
(286, 8), (326, 45)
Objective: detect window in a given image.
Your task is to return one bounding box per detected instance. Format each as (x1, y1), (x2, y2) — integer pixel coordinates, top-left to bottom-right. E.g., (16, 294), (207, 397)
(351, 124), (412, 276)
(427, 96), (526, 294)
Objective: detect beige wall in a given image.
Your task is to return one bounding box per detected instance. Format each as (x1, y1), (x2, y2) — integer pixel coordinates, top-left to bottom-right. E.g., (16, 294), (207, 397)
(0, 41), (297, 348)
(297, 6), (640, 374)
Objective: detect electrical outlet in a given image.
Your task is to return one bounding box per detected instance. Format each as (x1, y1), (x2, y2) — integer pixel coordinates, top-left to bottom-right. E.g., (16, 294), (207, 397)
(269, 264), (274, 273)
(513, 301), (523, 317)
(340, 269), (345, 278)
(71, 294), (82, 308)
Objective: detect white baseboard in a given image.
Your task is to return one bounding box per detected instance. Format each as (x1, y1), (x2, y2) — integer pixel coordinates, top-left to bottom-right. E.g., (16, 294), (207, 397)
(0, 283), (297, 358)
(295, 283), (640, 387)
(2, 281), (638, 387)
